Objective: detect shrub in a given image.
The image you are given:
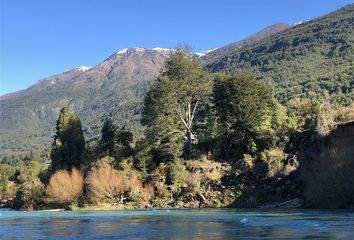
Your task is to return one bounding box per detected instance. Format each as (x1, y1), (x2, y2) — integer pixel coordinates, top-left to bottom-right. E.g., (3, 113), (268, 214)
(184, 173), (201, 195)
(242, 154), (254, 170)
(138, 183), (155, 205)
(13, 182), (44, 210)
(316, 101), (337, 136)
(86, 159), (127, 204)
(336, 103), (354, 123)
(260, 148), (285, 177)
(155, 183), (171, 199)
(166, 160), (186, 188)
(12, 160), (44, 210)
(0, 164), (16, 196)
(87, 156), (153, 206)
(45, 168), (84, 205)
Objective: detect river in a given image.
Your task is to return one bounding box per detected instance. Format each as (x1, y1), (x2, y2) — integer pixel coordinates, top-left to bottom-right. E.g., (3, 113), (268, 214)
(0, 208), (353, 239)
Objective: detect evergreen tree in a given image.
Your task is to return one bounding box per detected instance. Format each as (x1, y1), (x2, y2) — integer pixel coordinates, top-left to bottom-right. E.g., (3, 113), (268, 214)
(116, 129), (133, 147)
(51, 106), (85, 171)
(213, 72), (275, 157)
(29, 150), (41, 163)
(115, 128), (134, 160)
(142, 48), (212, 161)
(99, 119), (116, 156)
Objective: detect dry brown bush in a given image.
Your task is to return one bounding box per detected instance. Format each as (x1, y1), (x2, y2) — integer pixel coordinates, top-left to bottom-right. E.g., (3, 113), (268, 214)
(127, 171), (142, 197)
(86, 161), (127, 204)
(155, 183), (170, 198)
(140, 183), (154, 203)
(126, 171), (155, 204)
(87, 157), (155, 205)
(46, 168), (84, 204)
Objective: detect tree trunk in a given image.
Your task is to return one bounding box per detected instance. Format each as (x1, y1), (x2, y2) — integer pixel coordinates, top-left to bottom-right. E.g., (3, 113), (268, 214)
(186, 130), (193, 159)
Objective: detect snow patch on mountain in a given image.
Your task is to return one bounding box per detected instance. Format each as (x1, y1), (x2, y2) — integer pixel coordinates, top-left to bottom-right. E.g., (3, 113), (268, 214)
(64, 65), (92, 73)
(115, 47), (174, 56)
(152, 47), (173, 52)
(195, 48), (219, 57)
(293, 20), (308, 26)
(75, 65), (92, 72)
(117, 48), (129, 55)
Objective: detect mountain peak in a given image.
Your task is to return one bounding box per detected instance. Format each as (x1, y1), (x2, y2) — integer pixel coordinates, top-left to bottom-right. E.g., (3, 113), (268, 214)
(115, 47), (145, 55)
(115, 47), (173, 56)
(64, 65), (92, 73)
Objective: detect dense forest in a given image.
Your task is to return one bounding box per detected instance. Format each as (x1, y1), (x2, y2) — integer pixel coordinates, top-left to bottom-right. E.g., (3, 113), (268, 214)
(1, 4), (353, 164)
(1, 49), (353, 210)
(207, 4), (354, 104)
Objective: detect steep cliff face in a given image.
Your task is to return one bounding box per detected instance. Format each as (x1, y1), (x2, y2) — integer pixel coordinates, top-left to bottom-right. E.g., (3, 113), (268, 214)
(302, 121), (354, 208)
(320, 121), (354, 161)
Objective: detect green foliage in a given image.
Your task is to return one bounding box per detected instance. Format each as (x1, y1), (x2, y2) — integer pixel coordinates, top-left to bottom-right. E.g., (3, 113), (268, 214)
(2, 5), (354, 210)
(166, 160), (187, 188)
(99, 118), (116, 156)
(51, 106), (86, 171)
(142, 49), (212, 160)
(12, 160), (44, 210)
(260, 148), (285, 177)
(1, 46), (171, 162)
(116, 129), (134, 147)
(0, 164), (16, 194)
(213, 72), (279, 158)
(316, 100), (337, 135)
(286, 98), (320, 130)
(193, 99), (219, 157)
(98, 118), (135, 165)
(150, 132), (184, 164)
(133, 139), (156, 182)
(242, 154), (254, 170)
(207, 4), (354, 104)
(113, 128), (135, 166)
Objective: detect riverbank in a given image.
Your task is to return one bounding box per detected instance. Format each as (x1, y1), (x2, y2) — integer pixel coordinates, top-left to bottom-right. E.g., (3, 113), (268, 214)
(2, 121), (354, 211)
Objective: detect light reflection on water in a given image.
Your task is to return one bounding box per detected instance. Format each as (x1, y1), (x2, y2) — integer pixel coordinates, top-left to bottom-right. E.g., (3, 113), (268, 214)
(0, 208), (354, 239)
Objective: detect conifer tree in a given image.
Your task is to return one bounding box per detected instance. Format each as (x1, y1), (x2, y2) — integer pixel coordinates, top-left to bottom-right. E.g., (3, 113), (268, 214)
(99, 119), (116, 156)
(51, 105), (85, 171)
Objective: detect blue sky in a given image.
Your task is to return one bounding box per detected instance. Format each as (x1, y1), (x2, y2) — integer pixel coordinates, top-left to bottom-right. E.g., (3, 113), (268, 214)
(0, 0), (353, 95)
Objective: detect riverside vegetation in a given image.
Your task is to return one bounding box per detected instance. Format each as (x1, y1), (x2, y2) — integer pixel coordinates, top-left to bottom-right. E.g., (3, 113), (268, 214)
(1, 4), (353, 163)
(1, 49), (353, 210)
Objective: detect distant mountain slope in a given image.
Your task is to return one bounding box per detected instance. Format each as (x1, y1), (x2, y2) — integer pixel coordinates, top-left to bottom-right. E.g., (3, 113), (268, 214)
(206, 4), (354, 103)
(0, 48), (172, 160)
(1, 4), (353, 162)
(200, 23), (291, 64)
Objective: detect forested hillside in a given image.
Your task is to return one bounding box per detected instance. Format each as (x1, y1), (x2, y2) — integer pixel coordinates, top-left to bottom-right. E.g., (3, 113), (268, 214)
(1, 4), (353, 163)
(207, 4), (354, 104)
(2, 50), (353, 211)
(200, 23), (291, 64)
(0, 48), (171, 162)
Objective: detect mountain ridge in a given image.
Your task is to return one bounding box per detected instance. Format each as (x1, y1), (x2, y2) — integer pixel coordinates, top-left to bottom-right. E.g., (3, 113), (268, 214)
(206, 3), (354, 103)
(1, 4), (353, 162)
(0, 47), (173, 161)
(200, 22), (292, 63)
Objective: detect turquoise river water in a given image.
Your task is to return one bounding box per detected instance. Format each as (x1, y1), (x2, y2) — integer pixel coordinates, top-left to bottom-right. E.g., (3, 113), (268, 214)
(0, 208), (354, 239)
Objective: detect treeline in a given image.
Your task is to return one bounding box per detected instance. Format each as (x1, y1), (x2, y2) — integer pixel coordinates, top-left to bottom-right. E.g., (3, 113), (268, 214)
(1, 49), (354, 210)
